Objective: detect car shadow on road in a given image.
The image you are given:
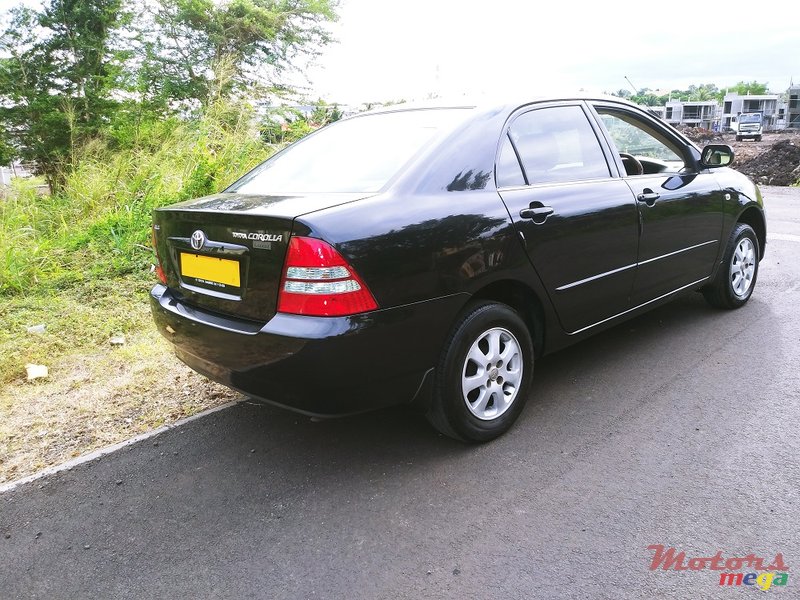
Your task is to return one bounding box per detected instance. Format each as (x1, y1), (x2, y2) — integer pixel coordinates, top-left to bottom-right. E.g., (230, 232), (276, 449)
(141, 289), (778, 479)
(149, 290), (777, 463)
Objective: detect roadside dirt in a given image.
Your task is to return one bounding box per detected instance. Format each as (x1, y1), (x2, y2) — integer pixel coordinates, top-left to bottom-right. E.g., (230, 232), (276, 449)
(679, 127), (800, 186)
(0, 332), (241, 485)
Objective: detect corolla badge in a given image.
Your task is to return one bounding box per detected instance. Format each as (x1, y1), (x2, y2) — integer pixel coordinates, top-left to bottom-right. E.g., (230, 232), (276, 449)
(231, 231), (283, 242)
(190, 230), (206, 250)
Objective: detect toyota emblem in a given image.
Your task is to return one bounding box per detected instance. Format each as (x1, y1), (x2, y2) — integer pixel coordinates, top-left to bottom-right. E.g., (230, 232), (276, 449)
(190, 230), (206, 250)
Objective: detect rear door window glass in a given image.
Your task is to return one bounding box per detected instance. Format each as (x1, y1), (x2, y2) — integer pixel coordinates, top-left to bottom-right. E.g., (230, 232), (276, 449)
(508, 106), (610, 185)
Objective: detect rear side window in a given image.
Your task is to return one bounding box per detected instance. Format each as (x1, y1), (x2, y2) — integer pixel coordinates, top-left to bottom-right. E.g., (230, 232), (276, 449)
(508, 105), (610, 185)
(230, 109), (471, 194)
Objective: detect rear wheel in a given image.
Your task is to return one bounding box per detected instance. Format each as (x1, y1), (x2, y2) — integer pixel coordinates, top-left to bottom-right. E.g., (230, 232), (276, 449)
(426, 301), (534, 442)
(736, 135), (742, 142)
(703, 223), (759, 309)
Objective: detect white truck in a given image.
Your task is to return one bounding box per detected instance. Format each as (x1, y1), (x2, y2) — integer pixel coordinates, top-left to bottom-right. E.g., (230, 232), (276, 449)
(733, 112), (763, 142)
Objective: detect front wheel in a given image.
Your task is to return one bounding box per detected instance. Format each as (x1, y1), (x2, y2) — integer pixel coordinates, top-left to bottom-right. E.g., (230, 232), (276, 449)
(426, 302), (534, 442)
(703, 223), (759, 309)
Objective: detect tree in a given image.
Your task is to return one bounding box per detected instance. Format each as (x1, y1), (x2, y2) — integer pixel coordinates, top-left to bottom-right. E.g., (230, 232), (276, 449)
(633, 92), (665, 106)
(259, 98), (342, 144)
(728, 81), (769, 96)
(0, 0), (127, 188)
(0, 134), (14, 166)
(136, 0), (338, 109)
(611, 88), (669, 107)
(611, 81), (773, 107)
(39, 0), (127, 133)
(688, 84), (719, 101)
(0, 0), (338, 184)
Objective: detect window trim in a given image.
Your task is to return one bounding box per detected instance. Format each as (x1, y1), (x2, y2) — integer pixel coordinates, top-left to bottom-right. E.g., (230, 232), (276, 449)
(494, 132), (528, 188)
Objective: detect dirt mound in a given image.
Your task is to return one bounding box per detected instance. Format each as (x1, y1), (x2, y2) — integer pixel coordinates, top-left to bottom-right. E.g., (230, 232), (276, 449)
(679, 125), (723, 146)
(737, 139), (800, 186)
(676, 126), (724, 144)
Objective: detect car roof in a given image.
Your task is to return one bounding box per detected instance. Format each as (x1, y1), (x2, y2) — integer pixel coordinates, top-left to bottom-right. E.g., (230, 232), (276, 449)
(356, 94), (642, 117)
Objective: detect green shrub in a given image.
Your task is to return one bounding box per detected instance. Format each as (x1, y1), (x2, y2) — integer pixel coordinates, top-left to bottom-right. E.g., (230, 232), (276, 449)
(0, 99), (279, 383)
(0, 99), (275, 297)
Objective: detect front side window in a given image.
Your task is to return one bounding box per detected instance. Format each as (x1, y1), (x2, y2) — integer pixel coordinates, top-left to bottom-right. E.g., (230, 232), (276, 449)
(507, 105), (610, 185)
(596, 108), (688, 175)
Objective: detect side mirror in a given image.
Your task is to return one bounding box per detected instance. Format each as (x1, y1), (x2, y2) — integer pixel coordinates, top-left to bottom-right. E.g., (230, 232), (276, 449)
(700, 144), (734, 168)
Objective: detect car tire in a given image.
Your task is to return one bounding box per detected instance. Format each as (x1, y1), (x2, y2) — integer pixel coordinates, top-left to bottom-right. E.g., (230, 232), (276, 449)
(735, 135), (742, 142)
(702, 223), (759, 309)
(756, 135), (762, 142)
(426, 301), (534, 442)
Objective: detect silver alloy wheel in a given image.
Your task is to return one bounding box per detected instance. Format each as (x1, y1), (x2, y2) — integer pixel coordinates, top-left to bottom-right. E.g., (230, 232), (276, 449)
(730, 237), (756, 298)
(461, 327), (523, 421)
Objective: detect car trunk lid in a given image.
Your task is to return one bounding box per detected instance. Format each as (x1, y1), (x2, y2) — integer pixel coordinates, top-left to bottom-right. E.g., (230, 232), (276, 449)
(152, 192), (371, 322)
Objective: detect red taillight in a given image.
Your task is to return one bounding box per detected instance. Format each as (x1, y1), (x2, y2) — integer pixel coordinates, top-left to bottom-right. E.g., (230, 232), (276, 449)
(152, 225), (167, 284)
(278, 236), (378, 317)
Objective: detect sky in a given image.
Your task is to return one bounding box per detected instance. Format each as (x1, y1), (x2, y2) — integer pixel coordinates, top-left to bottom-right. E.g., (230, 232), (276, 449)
(1, 0), (797, 103)
(300, 0), (800, 104)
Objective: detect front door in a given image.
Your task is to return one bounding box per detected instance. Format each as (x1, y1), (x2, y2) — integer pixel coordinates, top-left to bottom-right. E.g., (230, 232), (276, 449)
(589, 105), (725, 305)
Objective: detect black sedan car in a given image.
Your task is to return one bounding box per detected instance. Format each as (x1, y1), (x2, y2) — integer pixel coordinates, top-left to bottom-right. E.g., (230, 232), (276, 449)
(151, 97), (765, 442)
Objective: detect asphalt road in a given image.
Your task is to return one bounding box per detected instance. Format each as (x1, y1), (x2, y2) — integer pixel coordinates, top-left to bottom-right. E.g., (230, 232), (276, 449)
(2, 186), (799, 600)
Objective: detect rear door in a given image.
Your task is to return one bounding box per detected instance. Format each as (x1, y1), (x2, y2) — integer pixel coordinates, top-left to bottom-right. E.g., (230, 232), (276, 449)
(497, 103), (640, 334)
(588, 103), (725, 305)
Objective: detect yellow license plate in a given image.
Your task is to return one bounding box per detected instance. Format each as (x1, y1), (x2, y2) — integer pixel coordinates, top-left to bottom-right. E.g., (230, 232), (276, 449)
(180, 253), (240, 287)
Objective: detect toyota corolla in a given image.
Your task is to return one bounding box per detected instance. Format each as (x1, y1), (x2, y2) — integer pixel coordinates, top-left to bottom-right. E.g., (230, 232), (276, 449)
(150, 97), (765, 441)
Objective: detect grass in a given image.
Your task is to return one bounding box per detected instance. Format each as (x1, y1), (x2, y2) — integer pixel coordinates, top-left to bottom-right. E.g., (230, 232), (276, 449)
(0, 100), (275, 483)
(0, 275), (149, 381)
(1, 101), (274, 297)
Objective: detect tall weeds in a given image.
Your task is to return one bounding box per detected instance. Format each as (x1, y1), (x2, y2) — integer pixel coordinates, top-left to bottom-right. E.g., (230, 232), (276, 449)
(0, 100), (274, 295)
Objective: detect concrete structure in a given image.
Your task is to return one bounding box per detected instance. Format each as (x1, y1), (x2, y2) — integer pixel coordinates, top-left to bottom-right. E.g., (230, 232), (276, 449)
(721, 93), (786, 132)
(664, 100), (719, 129)
(0, 162), (32, 187)
(788, 85), (800, 129)
(642, 105), (666, 120)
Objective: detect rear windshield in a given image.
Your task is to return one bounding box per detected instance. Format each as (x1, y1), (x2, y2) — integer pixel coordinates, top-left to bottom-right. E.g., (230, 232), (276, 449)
(230, 109), (472, 194)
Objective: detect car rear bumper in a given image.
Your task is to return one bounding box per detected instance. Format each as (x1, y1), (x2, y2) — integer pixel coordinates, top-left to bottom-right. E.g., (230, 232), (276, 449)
(150, 285), (466, 416)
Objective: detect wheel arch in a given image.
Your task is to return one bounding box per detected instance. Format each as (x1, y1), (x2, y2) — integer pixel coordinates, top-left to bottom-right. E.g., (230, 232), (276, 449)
(470, 279), (545, 358)
(737, 206), (766, 259)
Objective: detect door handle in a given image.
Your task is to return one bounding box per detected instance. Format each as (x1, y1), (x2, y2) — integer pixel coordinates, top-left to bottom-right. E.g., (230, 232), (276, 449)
(637, 189), (660, 206)
(519, 205), (554, 223)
